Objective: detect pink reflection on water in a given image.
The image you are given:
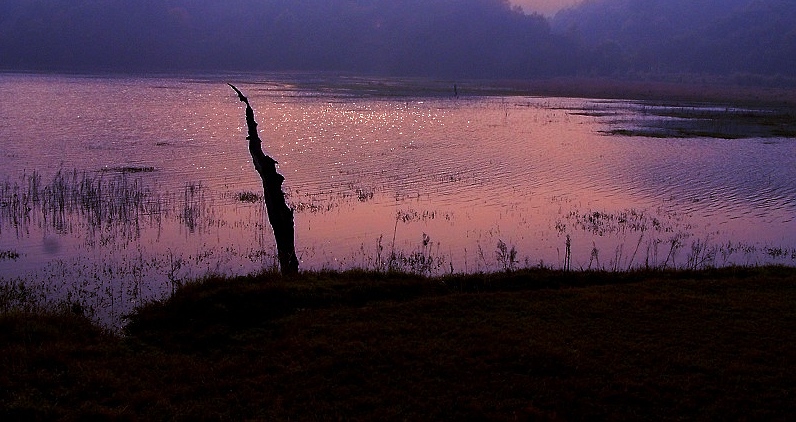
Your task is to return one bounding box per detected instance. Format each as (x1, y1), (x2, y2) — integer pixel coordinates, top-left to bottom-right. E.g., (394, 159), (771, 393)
(1, 75), (795, 328)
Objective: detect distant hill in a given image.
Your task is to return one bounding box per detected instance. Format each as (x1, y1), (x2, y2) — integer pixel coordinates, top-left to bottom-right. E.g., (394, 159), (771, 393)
(0, 0), (570, 78)
(552, 0), (796, 78)
(1, 0), (794, 80)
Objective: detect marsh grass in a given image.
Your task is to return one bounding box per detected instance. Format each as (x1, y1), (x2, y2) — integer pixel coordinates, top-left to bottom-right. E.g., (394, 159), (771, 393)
(602, 103), (796, 139)
(235, 190), (261, 203)
(0, 169), (285, 329)
(2, 170), (794, 330)
(99, 166), (156, 174)
(0, 169), (164, 241)
(496, 239), (519, 271)
(2, 266), (795, 420)
(179, 182), (205, 233)
(0, 250), (21, 261)
(553, 206), (796, 272)
(0, 170), (220, 238)
(386, 232), (447, 275)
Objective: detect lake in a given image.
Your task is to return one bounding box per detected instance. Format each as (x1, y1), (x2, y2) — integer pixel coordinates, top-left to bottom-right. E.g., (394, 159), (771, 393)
(2, 73), (795, 328)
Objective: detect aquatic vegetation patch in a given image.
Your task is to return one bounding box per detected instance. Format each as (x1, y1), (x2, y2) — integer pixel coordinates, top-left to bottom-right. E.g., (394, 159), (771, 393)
(551, 206), (796, 271)
(236, 190), (261, 203)
(100, 166), (156, 173)
(0, 250), (20, 261)
(0, 169), (168, 244)
(396, 208), (441, 223)
(558, 208), (682, 236)
(596, 102), (796, 139)
(765, 246), (796, 260)
(291, 200), (337, 214)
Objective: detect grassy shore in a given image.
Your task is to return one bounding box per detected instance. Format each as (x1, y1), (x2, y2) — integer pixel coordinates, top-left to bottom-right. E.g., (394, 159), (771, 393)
(2, 267), (795, 420)
(489, 76), (796, 107)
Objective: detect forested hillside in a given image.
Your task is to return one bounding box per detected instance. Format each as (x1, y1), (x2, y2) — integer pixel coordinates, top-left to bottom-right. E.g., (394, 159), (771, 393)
(0, 0), (571, 77)
(553, 0), (796, 78)
(1, 0), (795, 80)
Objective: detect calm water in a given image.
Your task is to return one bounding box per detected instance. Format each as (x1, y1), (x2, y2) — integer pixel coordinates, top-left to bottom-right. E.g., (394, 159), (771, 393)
(2, 73), (795, 327)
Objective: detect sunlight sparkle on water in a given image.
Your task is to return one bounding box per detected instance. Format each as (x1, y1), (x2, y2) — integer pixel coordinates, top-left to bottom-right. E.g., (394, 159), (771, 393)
(1, 73), (795, 328)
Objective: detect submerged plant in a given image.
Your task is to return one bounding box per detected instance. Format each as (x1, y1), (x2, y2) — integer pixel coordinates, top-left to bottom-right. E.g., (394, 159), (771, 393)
(236, 191), (262, 203)
(180, 182), (205, 233)
(0, 250), (21, 261)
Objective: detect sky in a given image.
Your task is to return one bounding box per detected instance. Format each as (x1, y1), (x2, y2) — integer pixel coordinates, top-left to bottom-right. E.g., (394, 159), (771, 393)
(511, 0), (583, 15)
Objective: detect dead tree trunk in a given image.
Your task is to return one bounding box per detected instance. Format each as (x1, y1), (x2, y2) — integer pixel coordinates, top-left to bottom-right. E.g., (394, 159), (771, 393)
(229, 84), (299, 275)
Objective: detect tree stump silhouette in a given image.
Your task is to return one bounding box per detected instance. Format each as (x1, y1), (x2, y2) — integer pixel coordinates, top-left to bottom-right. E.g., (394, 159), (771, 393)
(229, 84), (299, 275)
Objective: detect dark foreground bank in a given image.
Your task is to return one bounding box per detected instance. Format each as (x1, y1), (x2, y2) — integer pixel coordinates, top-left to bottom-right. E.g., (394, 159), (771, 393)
(2, 267), (795, 420)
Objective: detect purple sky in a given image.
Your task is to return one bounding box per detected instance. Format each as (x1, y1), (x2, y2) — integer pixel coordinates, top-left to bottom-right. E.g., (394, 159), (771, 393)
(510, 0), (582, 15)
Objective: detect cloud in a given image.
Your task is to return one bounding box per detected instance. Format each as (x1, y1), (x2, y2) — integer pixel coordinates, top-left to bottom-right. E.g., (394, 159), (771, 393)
(511, 0), (583, 15)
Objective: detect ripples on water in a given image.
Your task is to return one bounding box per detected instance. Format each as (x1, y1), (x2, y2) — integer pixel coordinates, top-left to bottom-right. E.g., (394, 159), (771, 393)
(1, 73), (795, 328)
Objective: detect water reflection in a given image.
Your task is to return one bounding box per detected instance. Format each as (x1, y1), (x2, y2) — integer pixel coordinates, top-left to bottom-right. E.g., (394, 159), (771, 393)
(1, 74), (795, 329)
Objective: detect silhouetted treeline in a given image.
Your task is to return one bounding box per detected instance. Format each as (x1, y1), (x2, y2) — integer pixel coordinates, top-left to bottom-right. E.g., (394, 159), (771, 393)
(1, 0), (795, 80)
(553, 0), (796, 79)
(0, 0), (574, 78)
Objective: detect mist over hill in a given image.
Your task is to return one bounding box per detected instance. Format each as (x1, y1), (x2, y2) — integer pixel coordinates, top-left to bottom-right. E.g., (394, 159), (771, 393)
(552, 0), (796, 79)
(0, 0), (570, 78)
(1, 0), (794, 81)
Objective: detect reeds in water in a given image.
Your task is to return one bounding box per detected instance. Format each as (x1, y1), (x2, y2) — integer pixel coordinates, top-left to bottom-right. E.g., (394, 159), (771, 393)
(1, 170), (162, 240)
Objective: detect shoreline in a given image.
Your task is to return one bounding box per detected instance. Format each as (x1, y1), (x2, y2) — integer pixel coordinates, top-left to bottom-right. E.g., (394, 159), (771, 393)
(479, 76), (796, 107)
(2, 266), (795, 420)
(4, 69), (796, 106)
